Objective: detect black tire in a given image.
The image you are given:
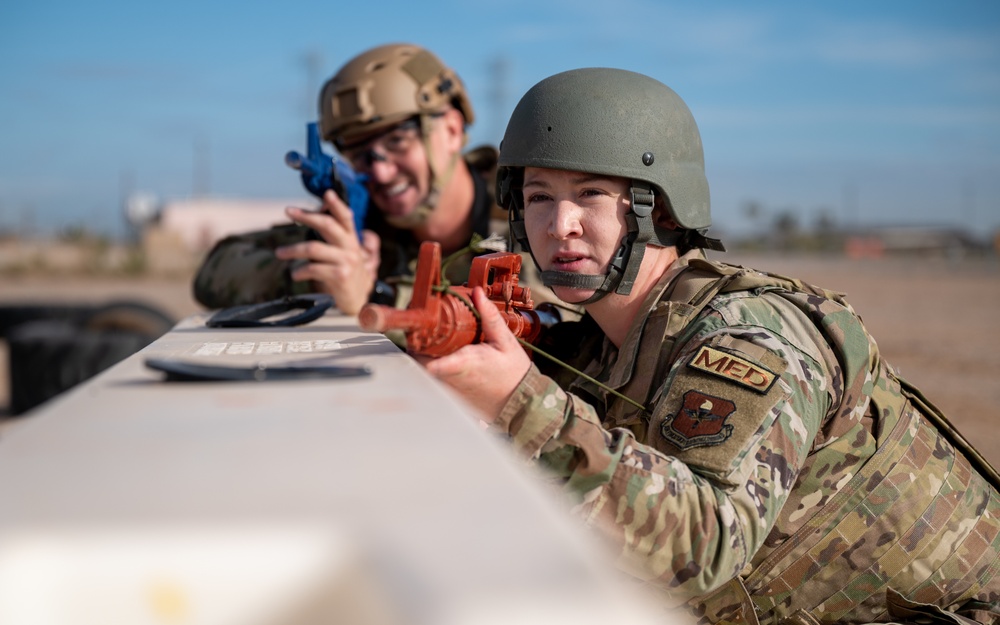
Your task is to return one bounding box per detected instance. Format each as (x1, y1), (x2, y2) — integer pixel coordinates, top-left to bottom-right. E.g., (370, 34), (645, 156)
(83, 300), (176, 336)
(6, 301), (176, 415)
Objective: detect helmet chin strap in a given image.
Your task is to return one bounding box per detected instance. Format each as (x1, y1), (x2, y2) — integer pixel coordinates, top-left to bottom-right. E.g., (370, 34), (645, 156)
(384, 113), (460, 230)
(384, 202), (434, 230)
(538, 181), (657, 305)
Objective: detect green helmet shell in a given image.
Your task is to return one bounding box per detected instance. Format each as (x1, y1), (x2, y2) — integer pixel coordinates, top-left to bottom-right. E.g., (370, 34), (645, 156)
(497, 67), (710, 232)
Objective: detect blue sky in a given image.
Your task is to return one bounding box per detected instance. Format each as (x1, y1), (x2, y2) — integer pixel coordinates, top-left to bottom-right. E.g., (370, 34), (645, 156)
(1, 0), (998, 240)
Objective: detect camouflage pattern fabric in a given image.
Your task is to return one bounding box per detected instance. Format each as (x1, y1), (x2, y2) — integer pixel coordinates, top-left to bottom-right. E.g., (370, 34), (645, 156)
(495, 250), (1000, 624)
(192, 153), (501, 311)
(193, 224), (316, 309)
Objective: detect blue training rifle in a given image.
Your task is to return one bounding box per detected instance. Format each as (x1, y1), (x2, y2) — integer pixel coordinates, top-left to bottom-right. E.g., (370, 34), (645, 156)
(284, 122), (369, 237)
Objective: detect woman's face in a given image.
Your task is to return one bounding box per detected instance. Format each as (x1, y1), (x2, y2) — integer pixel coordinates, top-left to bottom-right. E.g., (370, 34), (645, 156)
(522, 167), (630, 304)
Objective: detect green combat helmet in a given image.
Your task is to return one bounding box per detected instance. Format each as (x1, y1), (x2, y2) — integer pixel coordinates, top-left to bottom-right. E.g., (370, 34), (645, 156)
(318, 43), (474, 229)
(496, 67), (724, 303)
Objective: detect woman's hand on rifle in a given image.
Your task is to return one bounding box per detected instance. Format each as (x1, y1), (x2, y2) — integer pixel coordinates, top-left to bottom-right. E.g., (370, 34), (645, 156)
(424, 287), (531, 423)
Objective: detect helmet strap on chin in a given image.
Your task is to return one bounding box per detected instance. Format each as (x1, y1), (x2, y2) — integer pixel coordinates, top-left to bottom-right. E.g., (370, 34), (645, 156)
(533, 180), (660, 305)
(501, 169), (717, 305)
(613, 181), (655, 295)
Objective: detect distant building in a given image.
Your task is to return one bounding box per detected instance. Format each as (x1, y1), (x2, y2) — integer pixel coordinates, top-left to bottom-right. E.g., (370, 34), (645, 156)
(154, 197), (309, 253)
(142, 197), (311, 273)
(843, 225), (991, 259)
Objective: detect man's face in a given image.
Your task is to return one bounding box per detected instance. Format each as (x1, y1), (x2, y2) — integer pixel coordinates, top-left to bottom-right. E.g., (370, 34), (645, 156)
(340, 112), (460, 220)
(339, 119), (428, 219)
(522, 167), (630, 304)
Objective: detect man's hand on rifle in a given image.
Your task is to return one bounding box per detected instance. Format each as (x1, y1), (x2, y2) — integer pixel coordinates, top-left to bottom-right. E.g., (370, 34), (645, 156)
(424, 287), (532, 423)
(275, 190), (381, 316)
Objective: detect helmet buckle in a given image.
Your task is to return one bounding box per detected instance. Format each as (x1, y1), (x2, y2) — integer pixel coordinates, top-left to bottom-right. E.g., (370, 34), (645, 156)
(630, 183), (655, 218)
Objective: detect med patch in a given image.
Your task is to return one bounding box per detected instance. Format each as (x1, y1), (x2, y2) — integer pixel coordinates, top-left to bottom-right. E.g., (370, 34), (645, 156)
(688, 344), (778, 393)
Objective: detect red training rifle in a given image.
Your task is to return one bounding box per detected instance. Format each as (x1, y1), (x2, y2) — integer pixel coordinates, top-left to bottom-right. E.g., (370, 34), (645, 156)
(357, 241), (559, 357)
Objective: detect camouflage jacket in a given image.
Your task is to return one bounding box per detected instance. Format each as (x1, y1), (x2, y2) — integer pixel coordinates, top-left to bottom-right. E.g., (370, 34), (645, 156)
(495, 251), (1000, 624)
(192, 148), (501, 310)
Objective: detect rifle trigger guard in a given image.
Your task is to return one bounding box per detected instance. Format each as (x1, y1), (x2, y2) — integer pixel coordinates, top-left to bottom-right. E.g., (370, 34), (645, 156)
(206, 294), (334, 328)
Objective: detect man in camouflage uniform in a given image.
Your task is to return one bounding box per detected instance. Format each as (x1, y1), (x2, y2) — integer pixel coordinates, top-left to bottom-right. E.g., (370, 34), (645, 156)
(424, 68), (1000, 624)
(193, 43), (507, 314)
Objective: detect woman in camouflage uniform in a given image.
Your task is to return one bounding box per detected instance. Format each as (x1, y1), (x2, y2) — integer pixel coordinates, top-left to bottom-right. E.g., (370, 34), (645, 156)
(425, 68), (1000, 624)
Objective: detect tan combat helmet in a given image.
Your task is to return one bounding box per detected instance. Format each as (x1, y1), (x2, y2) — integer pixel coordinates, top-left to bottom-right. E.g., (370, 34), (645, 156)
(318, 44), (474, 228)
(318, 43), (474, 147)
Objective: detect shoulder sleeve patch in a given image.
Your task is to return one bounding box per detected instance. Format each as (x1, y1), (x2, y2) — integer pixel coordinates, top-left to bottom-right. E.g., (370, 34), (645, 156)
(651, 335), (791, 487)
(660, 390), (738, 450)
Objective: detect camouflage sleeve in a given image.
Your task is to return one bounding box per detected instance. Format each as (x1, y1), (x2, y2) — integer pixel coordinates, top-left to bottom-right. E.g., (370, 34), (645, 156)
(493, 295), (841, 602)
(192, 224), (316, 309)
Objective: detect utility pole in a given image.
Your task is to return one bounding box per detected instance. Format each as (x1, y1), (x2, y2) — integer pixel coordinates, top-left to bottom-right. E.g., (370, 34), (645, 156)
(193, 134), (210, 198)
(487, 55), (511, 144)
(301, 48), (324, 119)
(962, 176), (976, 232)
(842, 181), (858, 230)
(120, 169), (135, 243)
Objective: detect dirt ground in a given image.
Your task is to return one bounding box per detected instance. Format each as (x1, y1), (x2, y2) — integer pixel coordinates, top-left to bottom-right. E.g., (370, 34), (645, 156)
(1, 252), (999, 467)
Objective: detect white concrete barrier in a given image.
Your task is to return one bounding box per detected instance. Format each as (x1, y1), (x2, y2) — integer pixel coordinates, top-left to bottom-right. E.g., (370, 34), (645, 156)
(0, 311), (684, 625)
